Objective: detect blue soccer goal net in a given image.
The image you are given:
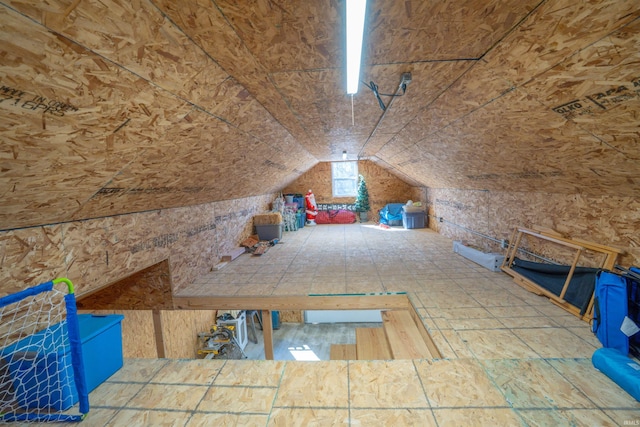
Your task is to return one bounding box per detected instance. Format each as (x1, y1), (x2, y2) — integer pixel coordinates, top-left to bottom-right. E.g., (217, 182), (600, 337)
(0, 278), (89, 422)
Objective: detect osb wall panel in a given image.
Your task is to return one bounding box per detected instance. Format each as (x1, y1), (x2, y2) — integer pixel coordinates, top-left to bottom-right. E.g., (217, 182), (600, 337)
(279, 310), (303, 323)
(521, 18), (640, 159)
(155, 0), (318, 155)
(270, 61), (472, 153)
(80, 310), (157, 359)
(0, 226), (67, 296)
(382, 86), (638, 196)
(76, 259), (173, 310)
(161, 309), (216, 359)
(483, 0), (640, 87)
(281, 160), (425, 219)
(0, 2), (315, 230)
(380, 2), (639, 197)
(214, 195), (275, 259)
(428, 188), (640, 267)
(365, 0), (540, 63)
(0, 195), (272, 298)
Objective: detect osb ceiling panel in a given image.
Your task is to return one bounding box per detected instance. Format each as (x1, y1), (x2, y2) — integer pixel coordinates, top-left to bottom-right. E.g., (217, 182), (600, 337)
(1, 0), (639, 230)
(365, 0), (540, 62)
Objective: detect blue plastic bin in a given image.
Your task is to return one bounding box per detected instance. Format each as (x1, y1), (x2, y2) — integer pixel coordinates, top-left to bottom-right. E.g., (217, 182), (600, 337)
(0, 314), (124, 410)
(259, 311), (280, 330)
(402, 211), (425, 229)
(77, 314), (125, 393)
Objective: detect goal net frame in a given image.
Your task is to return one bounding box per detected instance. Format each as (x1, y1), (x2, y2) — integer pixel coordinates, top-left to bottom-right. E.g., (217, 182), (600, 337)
(0, 278), (89, 422)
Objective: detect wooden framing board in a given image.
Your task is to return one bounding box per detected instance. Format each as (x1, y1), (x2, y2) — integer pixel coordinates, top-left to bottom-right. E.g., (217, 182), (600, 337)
(330, 344), (357, 360)
(501, 227), (623, 322)
(382, 310), (432, 360)
(406, 301), (442, 359)
(355, 328), (392, 360)
(172, 294), (409, 311)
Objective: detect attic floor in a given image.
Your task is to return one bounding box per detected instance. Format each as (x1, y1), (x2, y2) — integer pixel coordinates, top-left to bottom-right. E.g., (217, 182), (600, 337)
(84, 224), (639, 426)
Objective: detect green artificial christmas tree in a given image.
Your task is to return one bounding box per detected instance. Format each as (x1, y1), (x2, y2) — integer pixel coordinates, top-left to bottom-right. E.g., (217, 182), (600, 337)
(354, 174), (370, 222)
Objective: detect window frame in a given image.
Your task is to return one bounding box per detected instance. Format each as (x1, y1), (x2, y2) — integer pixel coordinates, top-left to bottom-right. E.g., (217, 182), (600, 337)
(331, 161), (359, 198)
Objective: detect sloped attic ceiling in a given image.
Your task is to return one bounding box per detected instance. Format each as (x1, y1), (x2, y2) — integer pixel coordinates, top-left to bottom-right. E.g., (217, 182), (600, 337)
(0, 0), (638, 231)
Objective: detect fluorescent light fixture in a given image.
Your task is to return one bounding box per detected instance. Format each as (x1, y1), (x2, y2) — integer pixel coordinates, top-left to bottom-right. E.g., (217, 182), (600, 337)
(342, 150), (348, 160)
(346, 0), (367, 94)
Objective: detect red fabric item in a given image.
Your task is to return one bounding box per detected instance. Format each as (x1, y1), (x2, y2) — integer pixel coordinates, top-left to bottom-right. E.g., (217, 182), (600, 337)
(315, 211), (331, 224)
(315, 210), (356, 224)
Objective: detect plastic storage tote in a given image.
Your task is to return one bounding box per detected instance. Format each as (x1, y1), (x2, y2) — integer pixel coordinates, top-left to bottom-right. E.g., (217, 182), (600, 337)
(0, 313), (124, 410)
(402, 211), (425, 229)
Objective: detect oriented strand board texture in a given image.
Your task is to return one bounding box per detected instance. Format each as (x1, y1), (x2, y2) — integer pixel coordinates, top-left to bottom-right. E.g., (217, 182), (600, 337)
(77, 260), (173, 310)
(427, 188), (640, 267)
(80, 310), (157, 358)
(379, 1), (640, 197)
(0, 194), (273, 298)
(0, 2), (315, 230)
(282, 160), (425, 220)
(279, 310), (303, 323)
(161, 309), (216, 359)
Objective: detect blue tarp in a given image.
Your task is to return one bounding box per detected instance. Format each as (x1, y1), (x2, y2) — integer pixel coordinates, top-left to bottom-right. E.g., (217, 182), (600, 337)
(379, 203), (404, 225)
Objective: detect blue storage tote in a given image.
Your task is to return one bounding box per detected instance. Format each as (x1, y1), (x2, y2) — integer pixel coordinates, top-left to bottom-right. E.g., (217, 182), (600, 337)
(0, 313), (124, 410)
(258, 311), (280, 330)
(402, 211), (425, 229)
(77, 314), (125, 393)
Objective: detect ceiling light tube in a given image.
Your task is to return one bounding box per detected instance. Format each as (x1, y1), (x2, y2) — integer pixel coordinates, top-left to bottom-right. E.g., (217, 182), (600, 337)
(342, 150), (348, 160)
(346, 0), (367, 94)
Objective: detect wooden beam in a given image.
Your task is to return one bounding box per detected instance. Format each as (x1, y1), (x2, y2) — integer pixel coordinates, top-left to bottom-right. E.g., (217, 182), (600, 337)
(330, 344), (357, 360)
(356, 328), (392, 360)
(406, 302), (442, 359)
(382, 310), (431, 360)
(558, 248), (583, 301)
(152, 309), (165, 358)
(517, 228), (585, 251)
(262, 310), (274, 360)
(173, 294), (409, 311)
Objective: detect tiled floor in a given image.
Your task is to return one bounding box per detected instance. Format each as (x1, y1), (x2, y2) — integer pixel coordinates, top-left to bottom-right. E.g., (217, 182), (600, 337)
(83, 224), (640, 425)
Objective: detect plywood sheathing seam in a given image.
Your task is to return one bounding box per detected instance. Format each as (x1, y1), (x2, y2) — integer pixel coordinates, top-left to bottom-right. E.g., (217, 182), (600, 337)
(0, 2), (314, 229)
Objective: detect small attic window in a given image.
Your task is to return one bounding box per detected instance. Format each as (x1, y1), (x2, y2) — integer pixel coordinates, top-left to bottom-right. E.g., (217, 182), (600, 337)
(332, 161), (358, 197)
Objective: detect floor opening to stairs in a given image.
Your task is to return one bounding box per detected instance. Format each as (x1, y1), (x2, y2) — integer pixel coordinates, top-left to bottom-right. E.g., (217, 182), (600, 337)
(233, 296), (441, 361)
(176, 292), (441, 361)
